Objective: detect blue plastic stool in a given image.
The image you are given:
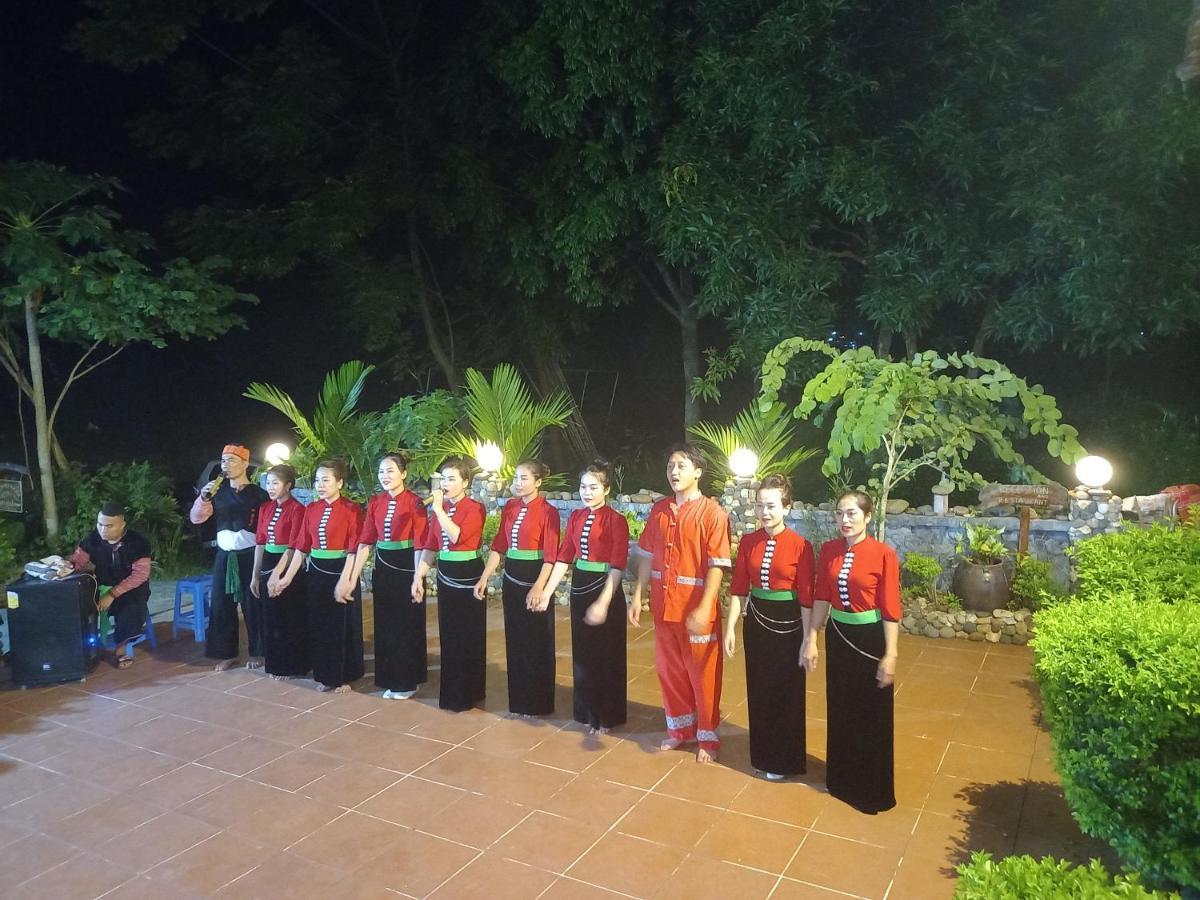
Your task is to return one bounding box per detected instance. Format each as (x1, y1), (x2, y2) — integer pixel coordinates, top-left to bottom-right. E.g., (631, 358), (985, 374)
(172, 574), (213, 642)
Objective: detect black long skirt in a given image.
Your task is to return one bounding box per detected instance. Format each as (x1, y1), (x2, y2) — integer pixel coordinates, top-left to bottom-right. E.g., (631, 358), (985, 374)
(306, 558), (364, 689)
(259, 550), (310, 677)
(569, 570), (627, 730)
(435, 556), (486, 711)
(743, 597), (806, 775)
(825, 618), (895, 813)
(501, 557), (556, 716)
(373, 547), (427, 692)
(205, 547), (256, 660)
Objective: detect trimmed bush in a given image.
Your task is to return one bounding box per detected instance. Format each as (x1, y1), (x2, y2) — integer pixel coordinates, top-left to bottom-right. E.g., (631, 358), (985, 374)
(1068, 525), (1200, 604)
(1010, 555), (1065, 611)
(954, 852), (1177, 899)
(1032, 596), (1200, 890)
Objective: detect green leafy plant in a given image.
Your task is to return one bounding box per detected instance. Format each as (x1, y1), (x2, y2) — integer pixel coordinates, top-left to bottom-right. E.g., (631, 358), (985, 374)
(901, 552), (943, 605)
(1010, 555), (1065, 611)
(0, 520), (21, 584)
(1068, 525), (1200, 605)
(759, 341), (1086, 540)
(60, 462), (184, 571)
(480, 511), (500, 557)
(244, 360), (376, 493)
(954, 851), (1175, 899)
(956, 523), (1010, 566)
(1033, 596), (1200, 890)
(362, 391), (462, 480)
(688, 402), (821, 492)
(431, 364), (572, 482)
(623, 509), (645, 541)
(945, 593), (963, 612)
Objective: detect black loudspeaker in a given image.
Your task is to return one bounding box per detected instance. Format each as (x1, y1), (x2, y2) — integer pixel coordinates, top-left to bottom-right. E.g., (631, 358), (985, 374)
(5, 576), (100, 686)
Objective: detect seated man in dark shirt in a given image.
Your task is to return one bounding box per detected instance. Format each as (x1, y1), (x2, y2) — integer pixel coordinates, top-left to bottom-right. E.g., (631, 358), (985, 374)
(63, 502), (153, 669)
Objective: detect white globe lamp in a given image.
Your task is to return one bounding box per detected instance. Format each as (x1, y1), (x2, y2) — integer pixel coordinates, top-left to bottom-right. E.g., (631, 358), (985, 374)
(728, 447), (759, 482)
(264, 442), (291, 466)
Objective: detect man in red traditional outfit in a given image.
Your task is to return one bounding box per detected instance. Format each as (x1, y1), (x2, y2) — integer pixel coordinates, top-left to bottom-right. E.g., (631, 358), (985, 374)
(631, 443), (732, 763)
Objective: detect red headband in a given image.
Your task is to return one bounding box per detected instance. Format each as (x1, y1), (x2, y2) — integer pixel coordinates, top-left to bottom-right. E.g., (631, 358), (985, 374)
(222, 444), (250, 462)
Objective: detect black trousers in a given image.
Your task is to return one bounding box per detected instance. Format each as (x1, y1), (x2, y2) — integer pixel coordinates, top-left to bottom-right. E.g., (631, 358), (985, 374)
(569, 570), (627, 730)
(501, 557), (556, 716)
(372, 547), (427, 692)
(435, 557), (486, 711)
(205, 547), (256, 660)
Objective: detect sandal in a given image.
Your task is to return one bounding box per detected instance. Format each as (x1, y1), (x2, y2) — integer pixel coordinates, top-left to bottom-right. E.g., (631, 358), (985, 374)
(118, 656), (134, 670)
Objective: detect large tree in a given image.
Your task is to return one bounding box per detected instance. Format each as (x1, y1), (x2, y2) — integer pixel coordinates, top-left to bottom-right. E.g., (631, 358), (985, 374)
(0, 162), (249, 537)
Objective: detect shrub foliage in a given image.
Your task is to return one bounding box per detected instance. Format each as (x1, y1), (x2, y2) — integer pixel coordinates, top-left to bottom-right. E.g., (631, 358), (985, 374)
(1069, 525), (1200, 604)
(61, 462), (184, 569)
(1033, 597), (1200, 890)
(954, 852), (1177, 899)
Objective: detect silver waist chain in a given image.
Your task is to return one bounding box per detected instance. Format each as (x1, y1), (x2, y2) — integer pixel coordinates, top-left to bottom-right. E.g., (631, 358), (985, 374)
(830, 618), (882, 662)
(437, 572), (480, 590)
(746, 597), (804, 635)
(503, 569), (538, 588)
(375, 552), (415, 573)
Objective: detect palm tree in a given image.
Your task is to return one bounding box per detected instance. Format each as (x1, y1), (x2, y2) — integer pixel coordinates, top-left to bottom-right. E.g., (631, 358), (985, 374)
(688, 402), (821, 492)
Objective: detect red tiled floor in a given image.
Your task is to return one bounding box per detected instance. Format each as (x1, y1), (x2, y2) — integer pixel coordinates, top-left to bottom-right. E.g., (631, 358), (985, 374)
(0, 616), (1118, 897)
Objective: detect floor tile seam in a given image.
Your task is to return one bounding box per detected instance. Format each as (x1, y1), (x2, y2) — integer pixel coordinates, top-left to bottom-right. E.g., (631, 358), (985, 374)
(231, 739), (326, 781)
(724, 805), (823, 831)
(801, 823), (890, 851)
(423, 846), (487, 897)
(3, 843), (87, 892)
(533, 873), (640, 900)
(766, 824), (815, 898)
(280, 807), (356, 851)
(779, 874), (873, 899)
(134, 826), (226, 879)
(559, 756), (684, 879)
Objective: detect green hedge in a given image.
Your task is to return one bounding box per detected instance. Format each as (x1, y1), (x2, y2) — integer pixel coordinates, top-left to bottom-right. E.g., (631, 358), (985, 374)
(1069, 525), (1200, 604)
(1032, 596), (1200, 890)
(955, 852), (1178, 899)
(60, 462), (184, 569)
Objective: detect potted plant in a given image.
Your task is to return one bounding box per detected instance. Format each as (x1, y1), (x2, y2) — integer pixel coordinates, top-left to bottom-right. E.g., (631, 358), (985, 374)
(952, 523), (1012, 613)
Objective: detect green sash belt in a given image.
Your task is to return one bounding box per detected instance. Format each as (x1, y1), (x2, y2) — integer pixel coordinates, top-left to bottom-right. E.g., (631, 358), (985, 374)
(575, 559), (610, 573)
(264, 543), (289, 554)
(439, 549), (477, 561)
(377, 540), (413, 550)
(750, 587), (795, 602)
(830, 607), (882, 624)
(310, 548), (348, 559)
(506, 549), (543, 560)
(224, 551), (241, 596)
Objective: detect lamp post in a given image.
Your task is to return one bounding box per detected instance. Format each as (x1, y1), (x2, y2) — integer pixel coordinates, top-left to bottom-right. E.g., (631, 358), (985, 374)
(728, 447), (759, 484)
(1075, 455), (1113, 500)
(264, 443), (291, 466)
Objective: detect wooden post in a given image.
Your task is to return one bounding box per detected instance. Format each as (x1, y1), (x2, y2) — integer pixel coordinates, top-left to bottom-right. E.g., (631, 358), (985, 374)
(1018, 506), (1033, 558)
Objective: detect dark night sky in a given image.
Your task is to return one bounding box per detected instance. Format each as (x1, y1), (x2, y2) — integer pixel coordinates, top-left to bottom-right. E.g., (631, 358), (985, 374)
(2, 2), (1197, 499)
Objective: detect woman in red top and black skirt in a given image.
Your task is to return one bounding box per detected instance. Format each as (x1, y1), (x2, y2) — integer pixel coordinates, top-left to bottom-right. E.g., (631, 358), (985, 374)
(251, 464), (309, 679)
(413, 456), (487, 711)
(803, 491), (900, 813)
(724, 474), (815, 780)
(476, 459), (560, 717)
(275, 458), (365, 693)
(347, 452), (428, 699)
(542, 459), (630, 733)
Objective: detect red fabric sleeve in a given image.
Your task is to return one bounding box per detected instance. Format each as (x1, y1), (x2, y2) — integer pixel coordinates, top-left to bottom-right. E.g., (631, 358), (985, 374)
(460, 500), (485, 551)
(110, 557), (151, 598)
(358, 495), (380, 546)
(704, 503), (733, 570)
(557, 510), (580, 564)
(637, 504), (660, 556)
(814, 542), (837, 603)
(279, 499), (304, 546)
(189, 495), (213, 524)
(730, 532), (754, 596)
(607, 508), (630, 570)
(541, 502), (561, 560)
(409, 494), (428, 547)
(349, 501), (365, 553)
(296, 506), (315, 555)
(419, 512), (440, 552)
(795, 538), (816, 608)
(68, 547), (91, 570)
(879, 543), (901, 622)
(254, 501), (271, 545)
(491, 501), (514, 553)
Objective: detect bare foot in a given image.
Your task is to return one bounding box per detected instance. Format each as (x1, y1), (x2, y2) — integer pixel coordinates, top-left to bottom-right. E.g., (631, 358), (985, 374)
(316, 683), (333, 692)
(269, 674), (288, 682)
(245, 658), (263, 670)
(213, 659), (236, 672)
(659, 737), (683, 752)
(333, 684), (352, 694)
(696, 747), (717, 764)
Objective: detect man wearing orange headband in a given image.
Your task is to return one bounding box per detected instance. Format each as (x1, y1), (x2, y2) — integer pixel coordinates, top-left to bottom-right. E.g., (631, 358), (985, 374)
(190, 443), (268, 671)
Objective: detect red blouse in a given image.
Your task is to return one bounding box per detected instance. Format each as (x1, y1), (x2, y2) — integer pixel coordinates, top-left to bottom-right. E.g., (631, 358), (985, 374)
(358, 490), (428, 547)
(296, 497), (364, 555)
(491, 495), (560, 557)
(814, 536), (901, 622)
(420, 496), (486, 553)
(730, 527), (815, 605)
(557, 505), (630, 570)
(254, 497), (306, 548)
